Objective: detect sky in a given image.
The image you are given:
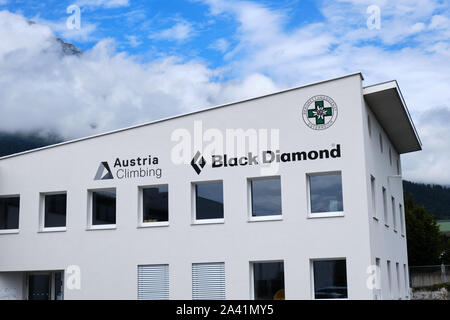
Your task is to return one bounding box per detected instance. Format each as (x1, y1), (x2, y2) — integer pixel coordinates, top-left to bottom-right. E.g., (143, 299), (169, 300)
(0, 0), (449, 184)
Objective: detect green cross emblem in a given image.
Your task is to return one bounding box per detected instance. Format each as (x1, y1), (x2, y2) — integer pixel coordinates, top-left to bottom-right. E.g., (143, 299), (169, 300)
(307, 101), (332, 125)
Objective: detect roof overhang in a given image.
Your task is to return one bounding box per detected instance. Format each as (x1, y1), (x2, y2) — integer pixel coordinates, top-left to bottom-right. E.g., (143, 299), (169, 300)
(363, 81), (422, 154)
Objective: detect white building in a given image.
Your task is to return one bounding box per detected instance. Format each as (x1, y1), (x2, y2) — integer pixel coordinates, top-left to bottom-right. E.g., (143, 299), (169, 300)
(0, 72), (421, 300)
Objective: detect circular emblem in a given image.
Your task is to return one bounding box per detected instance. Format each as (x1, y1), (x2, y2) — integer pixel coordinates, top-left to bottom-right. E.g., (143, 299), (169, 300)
(302, 95), (338, 130)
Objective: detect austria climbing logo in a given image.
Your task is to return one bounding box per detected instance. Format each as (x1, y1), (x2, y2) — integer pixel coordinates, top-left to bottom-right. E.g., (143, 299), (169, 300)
(94, 162), (114, 180)
(302, 95), (338, 130)
(94, 155), (162, 180)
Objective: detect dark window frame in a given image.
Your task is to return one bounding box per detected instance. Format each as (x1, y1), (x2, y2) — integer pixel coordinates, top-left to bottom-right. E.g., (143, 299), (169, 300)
(248, 176), (282, 219)
(307, 171), (344, 216)
(89, 188), (117, 228)
(312, 258), (348, 300)
(41, 192), (67, 230)
(27, 271), (64, 300)
(140, 184), (169, 226)
(192, 180), (224, 223)
(0, 195), (20, 231)
(251, 260), (285, 300)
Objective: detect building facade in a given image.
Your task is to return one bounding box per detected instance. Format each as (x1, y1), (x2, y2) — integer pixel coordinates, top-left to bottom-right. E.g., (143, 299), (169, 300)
(0, 73), (421, 300)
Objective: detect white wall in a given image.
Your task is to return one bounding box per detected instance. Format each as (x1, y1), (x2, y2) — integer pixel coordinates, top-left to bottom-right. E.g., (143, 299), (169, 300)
(362, 101), (410, 300)
(0, 74), (385, 299)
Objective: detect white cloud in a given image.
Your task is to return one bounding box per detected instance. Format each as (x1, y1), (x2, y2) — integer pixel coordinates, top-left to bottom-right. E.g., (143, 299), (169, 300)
(402, 107), (450, 184)
(0, 11), (54, 57)
(149, 21), (194, 42)
(0, 10), (275, 140)
(429, 14), (450, 30)
(35, 17), (98, 43)
(209, 38), (230, 53)
(75, 0), (129, 9)
(125, 35), (142, 48)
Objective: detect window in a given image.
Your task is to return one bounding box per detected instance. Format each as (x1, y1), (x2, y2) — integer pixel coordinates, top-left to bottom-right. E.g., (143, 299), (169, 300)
(371, 175), (377, 219)
(138, 265), (169, 300)
(367, 115), (372, 137)
(140, 185), (168, 226)
(312, 259), (348, 299)
(389, 148), (392, 166)
(403, 264), (408, 298)
(397, 158), (401, 175)
(387, 260), (392, 298)
(89, 189), (116, 228)
(252, 261), (285, 300)
(42, 193), (67, 230)
(27, 271), (64, 300)
(54, 272), (64, 300)
(375, 258), (381, 300)
(392, 196), (397, 231)
(308, 172), (343, 215)
(379, 134), (383, 153)
(249, 177), (282, 218)
(28, 274), (50, 300)
(399, 204), (405, 235)
(193, 181), (224, 222)
(396, 263), (400, 299)
(382, 187), (388, 226)
(192, 262), (225, 300)
(0, 196), (20, 232)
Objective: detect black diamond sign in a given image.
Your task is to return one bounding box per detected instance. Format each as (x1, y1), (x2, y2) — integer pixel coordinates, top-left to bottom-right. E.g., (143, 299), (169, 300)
(191, 151), (206, 175)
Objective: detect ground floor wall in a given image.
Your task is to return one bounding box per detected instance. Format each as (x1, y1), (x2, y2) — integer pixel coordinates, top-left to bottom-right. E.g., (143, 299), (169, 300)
(1, 251), (377, 300)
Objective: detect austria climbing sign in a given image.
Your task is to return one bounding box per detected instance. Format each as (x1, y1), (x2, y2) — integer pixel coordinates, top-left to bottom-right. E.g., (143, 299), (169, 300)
(302, 95), (338, 130)
(94, 155), (162, 180)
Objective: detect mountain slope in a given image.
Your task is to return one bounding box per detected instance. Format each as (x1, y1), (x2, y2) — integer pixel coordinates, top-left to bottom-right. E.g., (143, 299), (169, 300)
(0, 132), (62, 157)
(403, 180), (450, 220)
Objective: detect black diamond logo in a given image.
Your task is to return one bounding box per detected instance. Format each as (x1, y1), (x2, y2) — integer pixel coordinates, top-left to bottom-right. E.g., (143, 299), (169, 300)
(191, 151), (206, 175)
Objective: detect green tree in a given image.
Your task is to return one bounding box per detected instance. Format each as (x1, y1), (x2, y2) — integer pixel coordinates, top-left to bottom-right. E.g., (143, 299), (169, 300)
(405, 195), (446, 266)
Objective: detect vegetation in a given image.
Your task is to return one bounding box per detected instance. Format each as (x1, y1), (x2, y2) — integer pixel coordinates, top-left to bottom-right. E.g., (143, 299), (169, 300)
(405, 195), (450, 265)
(412, 282), (450, 292)
(403, 180), (450, 220)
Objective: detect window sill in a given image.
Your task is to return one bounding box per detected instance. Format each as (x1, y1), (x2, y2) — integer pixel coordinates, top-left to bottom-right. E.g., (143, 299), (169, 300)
(401, 234), (405, 238)
(373, 216), (379, 222)
(86, 225), (117, 231)
(138, 222), (169, 228)
(192, 218), (224, 225)
(0, 229), (19, 235)
(39, 227), (67, 233)
(394, 229), (398, 233)
(385, 224), (389, 228)
(308, 212), (344, 219)
(248, 215), (283, 222)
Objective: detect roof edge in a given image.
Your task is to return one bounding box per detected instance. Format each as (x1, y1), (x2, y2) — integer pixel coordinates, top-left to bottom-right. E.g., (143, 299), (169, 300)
(363, 80), (422, 149)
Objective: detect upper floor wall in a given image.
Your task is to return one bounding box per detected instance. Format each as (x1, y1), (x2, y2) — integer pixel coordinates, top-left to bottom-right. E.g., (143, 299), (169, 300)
(0, 73), (379, 282)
